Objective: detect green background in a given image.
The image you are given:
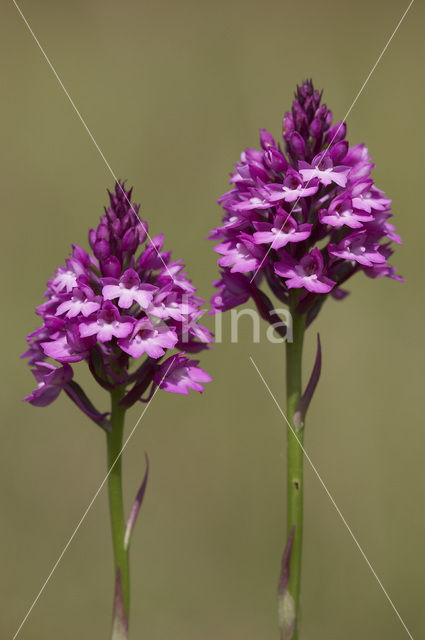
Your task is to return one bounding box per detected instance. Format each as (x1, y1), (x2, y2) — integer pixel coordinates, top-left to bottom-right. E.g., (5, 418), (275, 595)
(1, 0), (424, 638)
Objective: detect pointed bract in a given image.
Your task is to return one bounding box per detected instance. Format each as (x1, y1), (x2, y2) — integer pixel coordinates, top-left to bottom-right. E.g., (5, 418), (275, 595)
(124, 454), (149, 550)
(293, 334), (322, 429)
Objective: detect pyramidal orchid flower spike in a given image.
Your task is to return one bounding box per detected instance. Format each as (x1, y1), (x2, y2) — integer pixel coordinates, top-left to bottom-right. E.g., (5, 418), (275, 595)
(22, 181), (212, 639)
(210, 80), (402, 639)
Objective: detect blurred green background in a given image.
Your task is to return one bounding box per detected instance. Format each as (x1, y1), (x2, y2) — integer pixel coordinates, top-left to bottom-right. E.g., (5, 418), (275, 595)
(1, 0), (424, 638)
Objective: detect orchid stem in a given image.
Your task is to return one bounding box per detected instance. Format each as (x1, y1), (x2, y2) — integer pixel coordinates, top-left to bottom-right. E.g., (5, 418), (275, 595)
(285, 308), (306, 639)
(107, 387), (130, 635)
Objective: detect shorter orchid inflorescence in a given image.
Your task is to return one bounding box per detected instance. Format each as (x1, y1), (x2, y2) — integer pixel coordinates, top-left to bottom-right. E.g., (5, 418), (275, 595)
(23, 181), (212, 427)
(22, 182), (212, 639)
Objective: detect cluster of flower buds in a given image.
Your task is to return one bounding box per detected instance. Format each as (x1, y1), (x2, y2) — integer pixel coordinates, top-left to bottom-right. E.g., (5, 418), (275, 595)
(210, 79), (402, 324)
(23, 182), (212, 427)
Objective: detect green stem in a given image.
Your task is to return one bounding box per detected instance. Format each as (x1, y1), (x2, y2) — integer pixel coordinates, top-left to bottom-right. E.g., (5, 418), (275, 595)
(285, 307), (306, 639)
(107, 387), (130, 629)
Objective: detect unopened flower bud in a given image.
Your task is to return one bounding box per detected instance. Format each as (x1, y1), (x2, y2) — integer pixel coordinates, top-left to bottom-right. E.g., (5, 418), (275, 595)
(111, 218), (122, 237)
(89, 228), (97, 250)
(264, 147), (288, 172)
(137, 221), (148, 245)
(260, 129), (276, 150)
(288, 131), (306, 159)
(96, 223), (110, 241)
(309, 117), (323, 138)
(122, 228), (138, 252)
(101, 255), (122, 278)
(93, 238), (110, 261)
(283, 112), (294, 135)
(325, 121), (346, 144)
(330, 140), (349, 163)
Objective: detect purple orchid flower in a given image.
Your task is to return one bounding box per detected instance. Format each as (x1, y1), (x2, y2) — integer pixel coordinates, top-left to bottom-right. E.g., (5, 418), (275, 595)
(350, 179), (391, 213)
(215, 234), (266, 274)
(154, 354), (213, 395)
(23, 362), (73, 407)
(102, 268), (158, 309)
(118, 319), (178, 359)
(253, 213), (312, 250)
(328, 232), (386, 267)
(79, 301), (134, 343)
(263, 169), (319, 203)
(41, 324), (95, 363)
(210, 271), (252, 313)
(318, 194), (373, 229)
(56, 285), (102, 318)
(298, 152), (350, 188)
(275, 248), (335, 294)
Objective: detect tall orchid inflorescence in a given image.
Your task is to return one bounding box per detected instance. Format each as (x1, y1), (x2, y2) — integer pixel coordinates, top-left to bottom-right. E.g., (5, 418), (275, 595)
(22, 182), (212, 639)
(210, 80), (402, 640)
(210, 80), (402, 325)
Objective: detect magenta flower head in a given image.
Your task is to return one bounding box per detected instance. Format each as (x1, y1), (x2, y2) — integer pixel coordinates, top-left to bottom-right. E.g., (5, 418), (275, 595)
(210, 80), (403, 640)
(22, 181), (213, 638)
(23, 181), (212, 425)
(210, 79), (402, 323)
